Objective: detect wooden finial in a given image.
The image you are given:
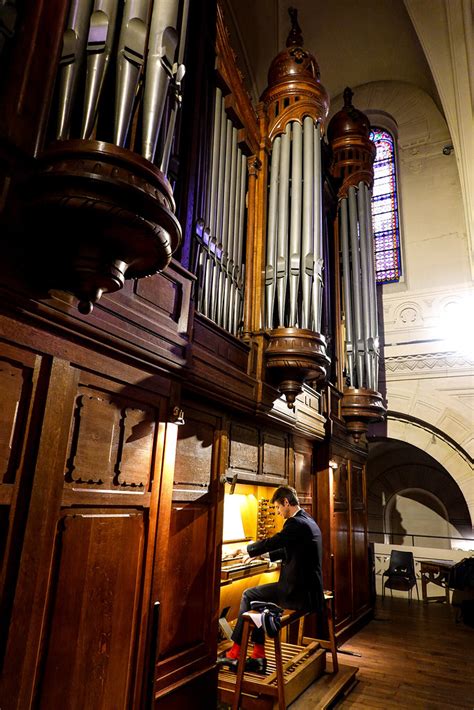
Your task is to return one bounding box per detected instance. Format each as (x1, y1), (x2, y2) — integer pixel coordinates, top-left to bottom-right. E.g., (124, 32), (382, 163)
(286, 7), (304, 47)
(343, 87), (354, 107)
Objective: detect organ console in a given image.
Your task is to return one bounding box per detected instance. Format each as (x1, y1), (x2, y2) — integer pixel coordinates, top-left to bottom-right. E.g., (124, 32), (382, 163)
(219, 483), (283, 638)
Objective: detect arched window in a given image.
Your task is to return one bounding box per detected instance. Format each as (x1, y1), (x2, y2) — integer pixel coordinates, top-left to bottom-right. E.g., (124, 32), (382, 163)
(370, 128), (402, 284)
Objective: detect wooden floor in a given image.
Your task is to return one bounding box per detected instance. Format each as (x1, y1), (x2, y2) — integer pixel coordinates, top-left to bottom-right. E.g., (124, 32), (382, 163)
(290, 596), (474, 709)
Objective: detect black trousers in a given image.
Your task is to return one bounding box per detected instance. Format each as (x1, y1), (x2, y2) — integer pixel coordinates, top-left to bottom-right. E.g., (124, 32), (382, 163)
(231, 582), (284, 646)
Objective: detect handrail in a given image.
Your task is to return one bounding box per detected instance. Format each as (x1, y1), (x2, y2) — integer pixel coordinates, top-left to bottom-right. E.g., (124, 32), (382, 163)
(368, 529), (474, 547)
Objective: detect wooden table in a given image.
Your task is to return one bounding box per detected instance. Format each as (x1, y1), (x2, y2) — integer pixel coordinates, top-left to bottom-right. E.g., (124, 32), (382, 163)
(419, 559), (454, 604)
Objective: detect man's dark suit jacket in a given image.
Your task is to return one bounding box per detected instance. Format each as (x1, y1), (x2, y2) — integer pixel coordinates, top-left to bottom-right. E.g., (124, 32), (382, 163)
(247, 509), (324, 613)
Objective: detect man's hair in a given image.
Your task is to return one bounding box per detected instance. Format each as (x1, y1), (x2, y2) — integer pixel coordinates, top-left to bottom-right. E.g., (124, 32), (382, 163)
(271, 485), (299, 506)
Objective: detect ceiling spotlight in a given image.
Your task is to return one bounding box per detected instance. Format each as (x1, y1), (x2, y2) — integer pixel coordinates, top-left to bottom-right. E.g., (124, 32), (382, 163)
(442, 144), (454, 156)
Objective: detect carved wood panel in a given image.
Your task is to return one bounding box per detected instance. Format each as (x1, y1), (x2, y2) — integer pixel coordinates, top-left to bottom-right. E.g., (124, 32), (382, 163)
(38, 512), (145, 710)
(65, 386), (155, 491)
(174, 409), (216, 492)
(262, 430), (287, 480)
(228, 422), (258, 475)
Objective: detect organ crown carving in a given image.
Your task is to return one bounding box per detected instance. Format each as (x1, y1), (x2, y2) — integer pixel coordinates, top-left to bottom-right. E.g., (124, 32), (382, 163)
(262, 8), (329, 142)
(327, 87), (376, 199)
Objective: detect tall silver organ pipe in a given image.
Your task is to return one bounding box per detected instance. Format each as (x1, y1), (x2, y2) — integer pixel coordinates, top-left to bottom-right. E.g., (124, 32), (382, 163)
(57, 0), (94, 140)
(81, 0), (119, 139)
(194, 86), (248, 335)
(265, 117), (324, 333)
(142, 0), (180, 162)
(339, 182), (379, 390)
(114, 0), (151, 147)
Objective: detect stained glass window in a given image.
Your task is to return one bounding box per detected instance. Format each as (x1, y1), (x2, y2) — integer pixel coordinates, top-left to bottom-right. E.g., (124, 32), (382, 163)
(370, 128), (402, 284)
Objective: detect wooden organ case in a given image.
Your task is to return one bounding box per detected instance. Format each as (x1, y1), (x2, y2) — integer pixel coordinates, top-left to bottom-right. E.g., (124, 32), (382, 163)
(0, 3), (384, 710)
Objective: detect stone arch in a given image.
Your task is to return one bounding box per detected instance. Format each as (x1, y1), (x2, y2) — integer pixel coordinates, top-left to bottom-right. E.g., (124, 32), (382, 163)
(367, 437), (473, 548)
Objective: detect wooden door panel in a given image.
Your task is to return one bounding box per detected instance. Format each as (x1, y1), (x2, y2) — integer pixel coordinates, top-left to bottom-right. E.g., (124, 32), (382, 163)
(351, 462), (369, 617)
(154, 406), (221, 697)
(333, 510), (352, 626)
(158, 504), (213, 657)
(38, 512), (145, 710)
(352, 509), (369, 616)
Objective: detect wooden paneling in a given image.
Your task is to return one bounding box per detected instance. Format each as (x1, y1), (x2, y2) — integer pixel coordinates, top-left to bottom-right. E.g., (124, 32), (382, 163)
(158, 504), (213, 658)
(262, 430), (288, 481)
(0, 338), (168, 709)
(228, 422), (259, 477)
(174, 409), (216, 493)
(65, 385), (154, 490)
(153, 405), (223, 699)
(294, 436), (313, 512)
(0, 342), (42, 670)
(38, 513), (145, 710)
(190, 316), (257, 411)
(351, 462), (369, 617)
(331, 461), (352, 628)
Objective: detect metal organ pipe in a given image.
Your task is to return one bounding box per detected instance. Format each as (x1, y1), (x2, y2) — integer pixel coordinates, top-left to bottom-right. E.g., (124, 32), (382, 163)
(365, 183), (379, 389)
(114, 0), (151, 148)
(301, 115), (314, 331)
(57, 0), (94, 140)
(142, 0), (180, 163)
(194, 86), (248, 334)
(312, 121), (323, 332)
(340, 197), (354, 385)
(234, 153), (247, 334)
(289, 120), (302, 328)
(276, 124), (291, 327)
(81, 0), (119, 140)
(357, 181), (372, 386)
(264, 115), (325, 334)
(208, 87), (223, 237)
(265, 135), (281, 329)
(348, 185), (364, 386)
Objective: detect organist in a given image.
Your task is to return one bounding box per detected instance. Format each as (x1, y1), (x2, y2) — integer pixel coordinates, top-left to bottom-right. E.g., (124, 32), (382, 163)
(217, 485), (324, 674)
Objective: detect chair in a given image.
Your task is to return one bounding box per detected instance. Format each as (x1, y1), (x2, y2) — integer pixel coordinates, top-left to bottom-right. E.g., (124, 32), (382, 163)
(382, 550), (419, 602)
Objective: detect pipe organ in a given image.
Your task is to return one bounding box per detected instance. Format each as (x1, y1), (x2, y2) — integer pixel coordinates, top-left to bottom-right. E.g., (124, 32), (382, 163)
(194, 86), (248, 334)
(56, 0), (188, 171)
(327, 87), (386, 440)
(265, 113), (324, 333)
(258, 10), (330, 408)
(0, 2), (387, 708)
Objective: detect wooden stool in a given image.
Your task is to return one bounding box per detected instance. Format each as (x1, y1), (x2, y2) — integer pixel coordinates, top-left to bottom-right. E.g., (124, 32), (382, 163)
(232, 613), (285, 710)
(231, 596), (338, 710)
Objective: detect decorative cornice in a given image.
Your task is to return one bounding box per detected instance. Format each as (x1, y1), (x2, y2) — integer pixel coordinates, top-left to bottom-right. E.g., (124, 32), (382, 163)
(385, 351), (474, 374)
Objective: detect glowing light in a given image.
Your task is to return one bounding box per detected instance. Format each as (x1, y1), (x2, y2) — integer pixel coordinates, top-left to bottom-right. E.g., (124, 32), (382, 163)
(435, 294), (474, 356)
